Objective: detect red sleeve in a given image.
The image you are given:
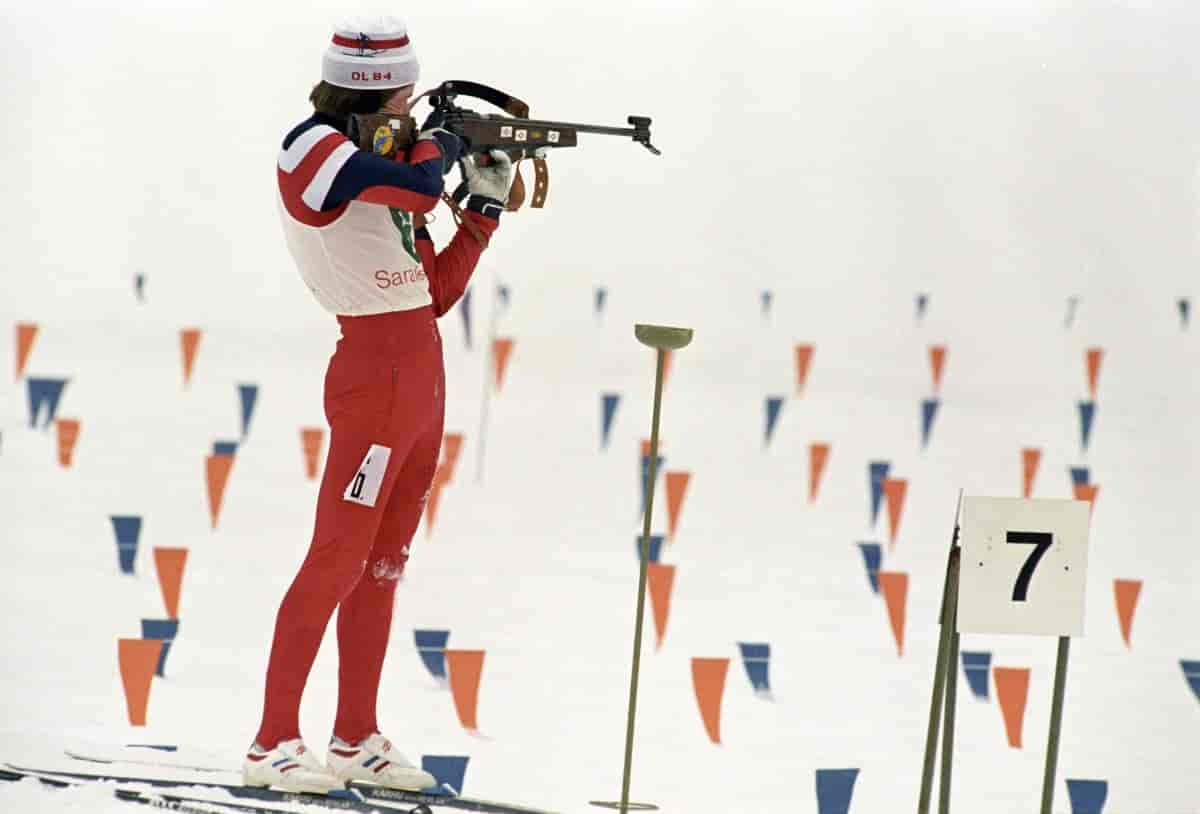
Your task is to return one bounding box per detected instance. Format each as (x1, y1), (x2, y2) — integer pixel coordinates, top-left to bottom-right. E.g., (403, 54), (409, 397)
(418, 211), (500, 318)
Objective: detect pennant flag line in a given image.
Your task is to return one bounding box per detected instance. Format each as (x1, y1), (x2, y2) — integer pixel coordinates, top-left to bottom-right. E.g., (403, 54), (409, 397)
(994, 667), (1030, 748)
(595, 287), (607, 317)
(492, 338), (514, 392)
(1182, 660), (1200, 704)
(1113, 579), (1142, 648)
(664, 472), (691, 539)
(422, 756), (469, 797)
(916, 293), (929, 320)
(238, 385), (259, 440)
(111, 516), (143, 575)
(56, 418), (81, 467)
(868, 461), (890, 527)
(27, 377), (68, 429)
(445, 649), (485, 732)
(301, 428), (324, 479)
(636, 534), (664, 564)
(1085, 348), (1103, 399)
(180, 329), (202, 387)
(883, 478), (908, 549)
(118, 638), (163, 726)
(415, 629), (450, 683)
(691, 657), (730, 744)
(920, 399), (940, 449)
(857, 543), (882, 593)
(1065, 779), (1108, 814)
(737, 643), (771, 696)
(601, 394), (620, 449)
(15, 322), (38, 380)
(809, 443), (830, 502)
(459, 287), (472, 349)
(928, 345), (947, 394)
(765, 397), (784, 446)
(648, 563), (675, 649)
(206, 453), (235, 530)
(153, 547), (188, 619)
(1078, 401), (1096, 451)
(878, 572), (908, 656)
(961, 651), (992, 700)
(815, 768), (859, 814)
(794, 344), (814, 394)
(1021, 448), (1041, 498)
(140, 619), (179, 678)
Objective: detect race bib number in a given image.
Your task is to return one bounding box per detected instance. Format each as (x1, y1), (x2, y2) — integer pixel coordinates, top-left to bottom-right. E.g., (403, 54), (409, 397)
(344, 444), (392, 507)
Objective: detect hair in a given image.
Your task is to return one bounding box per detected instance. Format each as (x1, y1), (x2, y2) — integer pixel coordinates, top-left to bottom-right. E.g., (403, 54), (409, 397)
(309, 81), (392, 118)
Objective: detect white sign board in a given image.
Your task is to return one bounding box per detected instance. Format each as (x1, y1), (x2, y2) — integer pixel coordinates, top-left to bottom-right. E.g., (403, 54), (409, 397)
(957, 497), (1091, 637)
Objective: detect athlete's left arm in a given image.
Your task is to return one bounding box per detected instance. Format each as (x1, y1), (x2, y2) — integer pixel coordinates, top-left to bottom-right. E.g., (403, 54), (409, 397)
(417, 196), (503, 318)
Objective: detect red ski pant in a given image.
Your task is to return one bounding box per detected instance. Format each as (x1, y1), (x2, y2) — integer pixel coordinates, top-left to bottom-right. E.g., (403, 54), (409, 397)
(256, 308), (444, 749)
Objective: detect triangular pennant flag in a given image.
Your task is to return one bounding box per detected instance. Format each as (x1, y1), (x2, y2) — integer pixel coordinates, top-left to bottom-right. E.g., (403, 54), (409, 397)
(492, 338), (514, 392)
(737, 643), (771, 695)
(765, 396), (784, 446)
(1182, 660), (1200, 704)
(1113, 579), (1142, 648)
(961, 651), (992, 700)
(154, 547), (188, 619)
(664, 472), (691, 540)
(414, 629), (450, 683)
(238, 384), (259, 440)
(1085, 348), (1104, 399)
(761, 290), (773, 318)
(809, 443), (830, 502)
(15, 322), (38, 381)
(27, 377), (68, 429)
(1179, 297), (1191, 329)
(425, 470), (448, 538)
(1073, 483), (1098, 518)
(662, 349), (674, 388)
(882, 478), (908, 549)
(794, 344), (814, 394)
(56, 418), (81, 467)
(595, 287), (607, 317)
(916, 293), (929, 320)
(111, 516), (142, 575)
(421, 756), (470, 797)
(1065, 779), (1108, 814)
(118, 638), (163, 726)
(1065, 296), (1080, 329)
(637, 534), (664, 564)
(1078, 401), (1096, 450)
(647, 563), (675, 649)
(994, 666), (1031, 747)
(140, 619), (179, 678)
(877, 571), (908, 656)
(213, 440), (238, 457)
(134, 273), (146, 302)
(928, 345), (947, 394)
(300, 428), (324, 479)
(441, 433), (465, 482)
(868, 461), (890, 527)
(445, 649), (485, 732)
(1021, 448), (1042, 498)
(815, 768), (859, 814)
(205, 453), (234, 530)
(691, 657), (730, 744)
(857, 542), (882, 593)
(459, 287), (473, 349)
(920, 399), (940, 449)
(180, 328), (202, 387)
(1069, 466), (1090, 487)
(601, 393), (620, 450)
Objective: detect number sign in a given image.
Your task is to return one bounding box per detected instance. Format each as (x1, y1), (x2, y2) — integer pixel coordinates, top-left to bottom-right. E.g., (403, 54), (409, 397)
(957, 497), (1091, 636)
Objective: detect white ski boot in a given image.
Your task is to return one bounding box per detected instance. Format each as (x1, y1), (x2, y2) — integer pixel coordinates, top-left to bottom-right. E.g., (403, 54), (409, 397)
(243, 738), (343, 793)
(326, 733), (435, 791)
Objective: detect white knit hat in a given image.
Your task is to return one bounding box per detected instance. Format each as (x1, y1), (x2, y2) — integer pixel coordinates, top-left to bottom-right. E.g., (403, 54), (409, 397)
(322, 15), (419, 90)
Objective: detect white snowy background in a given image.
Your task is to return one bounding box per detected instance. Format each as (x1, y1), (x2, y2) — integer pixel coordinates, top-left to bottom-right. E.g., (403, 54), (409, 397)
(2, 1), (1198, 813)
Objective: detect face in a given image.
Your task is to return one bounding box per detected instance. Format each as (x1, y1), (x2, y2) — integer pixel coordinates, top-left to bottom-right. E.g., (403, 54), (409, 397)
(381, 84), (415, 116)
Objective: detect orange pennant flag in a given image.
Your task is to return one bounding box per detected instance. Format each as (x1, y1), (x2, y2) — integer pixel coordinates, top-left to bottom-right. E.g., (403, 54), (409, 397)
(662, 349), (674, 388)
(1085, 347), (1103, 398)
(205, 453), (234, 530)
(445, 649), (485, 732)
(1020, 448), (1041, 498)
(640, 438), (664, 458)
(664, 472), (691, 540)
(994, 667), (1031, 748)
(56, 418), (81, 467)
(794, 344), (814, 394)
(1073, 483), (1099, 518)
(883, 478), (908, 549)
(118, 638), (164, 726)
(691, 657), (730, 744)
(647, 563), (676, 649)
(492, 338), (514, 391)
(15, 322), (38, 381)
(1113, 579), (1142, 648)
(300, 428), (324, 480)
(154, 547), (188, 619)
(424, 469), (449, 538)
(877, 571), (909, 656)
(809, 442), (830, 502)
(442, 433), (465, 481)
(929, 346), (947, 394)
(180, 328), (202, 387)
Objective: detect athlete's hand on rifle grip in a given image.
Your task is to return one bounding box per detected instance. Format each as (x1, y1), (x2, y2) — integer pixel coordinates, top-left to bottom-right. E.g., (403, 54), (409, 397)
(462, 149), (514, 202)
(417, 108), (463, 175)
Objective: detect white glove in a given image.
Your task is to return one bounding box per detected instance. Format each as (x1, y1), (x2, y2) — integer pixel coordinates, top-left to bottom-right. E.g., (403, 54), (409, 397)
(462, 150), (514, 202)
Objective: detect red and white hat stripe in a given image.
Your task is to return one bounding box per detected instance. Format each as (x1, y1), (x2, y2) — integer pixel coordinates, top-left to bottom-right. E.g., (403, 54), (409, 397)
(331, 33), (410, 51)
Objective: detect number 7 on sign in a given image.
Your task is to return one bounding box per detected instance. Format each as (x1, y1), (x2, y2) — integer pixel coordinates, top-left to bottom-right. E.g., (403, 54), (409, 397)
(1008, 531), (1052, 601)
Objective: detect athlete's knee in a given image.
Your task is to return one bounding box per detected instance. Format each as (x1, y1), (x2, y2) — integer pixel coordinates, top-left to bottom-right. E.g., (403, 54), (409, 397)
(366, 544), (410, 588)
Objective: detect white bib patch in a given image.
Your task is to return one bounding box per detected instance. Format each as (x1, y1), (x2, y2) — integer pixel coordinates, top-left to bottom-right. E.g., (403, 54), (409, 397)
(343, 444), (392, 507)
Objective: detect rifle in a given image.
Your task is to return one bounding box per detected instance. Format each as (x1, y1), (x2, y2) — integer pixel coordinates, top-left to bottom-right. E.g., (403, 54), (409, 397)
(351, 80), (659, 213)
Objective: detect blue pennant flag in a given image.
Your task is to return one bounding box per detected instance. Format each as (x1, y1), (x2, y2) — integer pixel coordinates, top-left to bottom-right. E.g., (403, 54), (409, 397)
(459, 287), (473, 349)
(1179, 297), (1190, 329)
(414, 630), (450, 682)
(765, 396), (784, 446)
(213, 441), (238, 457)
(961, 651), (992, 700)
(761, 290), (773, 318)
(857, 543), (882, 594)
(27, 377), (68, 429)
(1065, 779), (1108, 814)
(869, 461), (891, 527)
(636, 534), (663, 564)
(141, 619), (180, 678)
(595, 287), (607, 317)
(134, 273), (146, 302)
(815, 768), (859, 814)
(1078, 401), (1096, 450)
(737, 642), (771, 695)
(601, 394), (620, 449)
(497, 284), (510, 308)
(916, 293), (929, 320)
(1183, 660), (1200, 704)
(421, 755), (469, 797)
(111, 516), (143, 575)
(238, 384), (258, 440)
(1069, 467), (1091, 487)
(640, 450), (664, 519)
(921, 398), (940, 449)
